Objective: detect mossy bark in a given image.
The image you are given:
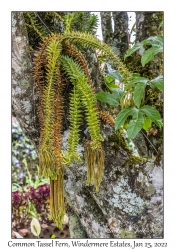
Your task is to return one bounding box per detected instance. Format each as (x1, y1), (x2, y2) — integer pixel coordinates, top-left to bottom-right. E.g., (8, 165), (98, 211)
(12, 11), (163, 238)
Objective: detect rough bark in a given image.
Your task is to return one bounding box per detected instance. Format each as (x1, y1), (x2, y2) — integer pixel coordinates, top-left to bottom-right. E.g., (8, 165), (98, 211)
(12, 12), (163, 238)
(12, 12), (39, 149)
(100, 12), (129, 59)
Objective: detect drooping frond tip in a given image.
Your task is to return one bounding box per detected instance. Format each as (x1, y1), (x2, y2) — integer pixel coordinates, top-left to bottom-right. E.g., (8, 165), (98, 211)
(85, 142), (105, 192)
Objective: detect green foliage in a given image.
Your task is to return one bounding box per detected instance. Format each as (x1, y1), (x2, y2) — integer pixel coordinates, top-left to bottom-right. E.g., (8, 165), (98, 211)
(133, 82), (146, 108)
(67, 12), (99, 34)
(22, 12), (164, 228)
(24, 12), (48, 41)
(63, 85), (82, 164)
(40, 38), (62, 179)
(124, 35), (163, 66)
(63, 13), (76, 33)
(150, 76), (163, 91)
(142, 117), (152, 132)
(61, 55), (103, 150)
(115, 105), (162, 140)
(96, 92), (120, 106)
(141, 46), (162, 67)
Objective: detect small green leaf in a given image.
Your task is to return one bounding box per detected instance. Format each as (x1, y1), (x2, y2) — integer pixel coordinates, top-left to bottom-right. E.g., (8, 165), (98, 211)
(105, 75), (114, 84)
(150, 75), (163, 91)
(133, 82), (146, 108)
(115, 107), (136, 130)
(141, 46), (162, 67)
(106, 82), (119, 89)
(140, 105), (163, 127)
(127, 113), (144, 139)
(142, 117), (152, 132)
(96, 92), (119, 106)
(124, 42), (142, 59)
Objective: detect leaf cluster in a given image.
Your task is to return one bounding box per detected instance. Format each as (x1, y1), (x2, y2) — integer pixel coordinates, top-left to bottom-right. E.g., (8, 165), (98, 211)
(124, 35), (163, 66)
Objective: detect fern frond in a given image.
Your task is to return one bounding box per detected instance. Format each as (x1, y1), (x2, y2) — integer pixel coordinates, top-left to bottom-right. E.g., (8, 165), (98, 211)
(53, 12), (64, 22)
(63, 13), (76, 33)
(63, 85), (82, 164)
(62, 31), (131, 84)
(64, 42), (94, 91)
(86, 14), (99, 34)
(39, 36), (63, 178)
(61, 55), (103, 149)
(99, 110), (115, 126)
(24, 12), (47, 40)
(33, 36), (54, 150)
(50, 166), (65, 229)
(52, 73), (65, 168)
(85, 143), (105, 191)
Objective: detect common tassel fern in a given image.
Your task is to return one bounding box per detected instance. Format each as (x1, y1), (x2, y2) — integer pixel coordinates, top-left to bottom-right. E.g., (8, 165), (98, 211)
(62, 31), (131, 84)
(61, 55), (103, 149)
(29, 13), (133, 228)
(40, 36), (62, 179)
(63, 85), (82, 165)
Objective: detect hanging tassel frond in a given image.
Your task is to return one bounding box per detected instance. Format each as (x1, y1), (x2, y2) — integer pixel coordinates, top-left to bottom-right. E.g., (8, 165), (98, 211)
(50, 166), (65, 229)
(61, 55), (103, 149)
(99, 110), (115, 127)
(63, 85), (82, 165)
(85, 142), (105, 191)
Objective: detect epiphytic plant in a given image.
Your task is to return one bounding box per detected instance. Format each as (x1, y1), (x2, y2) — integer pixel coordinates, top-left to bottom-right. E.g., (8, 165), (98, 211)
(25, 12), (132, 228)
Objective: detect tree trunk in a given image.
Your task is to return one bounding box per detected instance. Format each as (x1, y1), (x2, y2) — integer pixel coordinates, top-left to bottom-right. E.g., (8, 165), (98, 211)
(12, 11), (163, 238)
(101, 12), (129, 59)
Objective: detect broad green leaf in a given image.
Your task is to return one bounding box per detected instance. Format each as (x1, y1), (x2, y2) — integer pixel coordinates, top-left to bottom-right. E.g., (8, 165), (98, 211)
(150, 75), (163, 91)
(142, 117), (152, 132)
(130, 76), (149, 85)
(124, 42), (142, 59)
(96, 92), (119, 106)
(124, 81), (135, 91)
(140, 105), (163, 127)
(127, 113), (144, 139)
(133, 82), (146, 108)
(107, 70), (123, 82)
(112, 89), (124, 102)
(115, 107), (136, 130)
(146, 36), (163, 48)
(141, 36), (163, 48)
(141, 46), (162, 67)
(125, 76), (149, 91)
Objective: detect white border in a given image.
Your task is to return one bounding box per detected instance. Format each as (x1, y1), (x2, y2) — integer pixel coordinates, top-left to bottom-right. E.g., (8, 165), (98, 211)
(1, 1), (174, 248)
